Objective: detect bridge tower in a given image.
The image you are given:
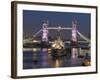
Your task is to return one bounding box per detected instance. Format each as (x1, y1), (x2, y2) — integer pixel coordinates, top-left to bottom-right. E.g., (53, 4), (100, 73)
(71, 20), (78, 58)
(42, 21), (49, 42)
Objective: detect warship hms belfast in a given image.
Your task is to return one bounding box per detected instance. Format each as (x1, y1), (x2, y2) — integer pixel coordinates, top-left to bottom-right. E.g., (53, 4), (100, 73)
(23, 20), (90, 59)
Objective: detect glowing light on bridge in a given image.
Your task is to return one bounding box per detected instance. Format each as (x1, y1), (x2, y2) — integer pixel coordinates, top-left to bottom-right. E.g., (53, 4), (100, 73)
(42, 21), (48, 42)
(71, 20), (78, 58)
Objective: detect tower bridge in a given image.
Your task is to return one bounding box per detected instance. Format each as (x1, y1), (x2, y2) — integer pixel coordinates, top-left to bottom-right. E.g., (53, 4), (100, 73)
(24, 20), (90, 58)
(33, 22), (90, 43)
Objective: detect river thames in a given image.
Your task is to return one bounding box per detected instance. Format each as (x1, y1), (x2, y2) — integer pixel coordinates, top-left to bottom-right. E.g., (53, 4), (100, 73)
(23, 48), (89, 69)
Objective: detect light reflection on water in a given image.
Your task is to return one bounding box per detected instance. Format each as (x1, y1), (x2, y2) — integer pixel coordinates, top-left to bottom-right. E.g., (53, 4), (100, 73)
(23, 48), (84, 69)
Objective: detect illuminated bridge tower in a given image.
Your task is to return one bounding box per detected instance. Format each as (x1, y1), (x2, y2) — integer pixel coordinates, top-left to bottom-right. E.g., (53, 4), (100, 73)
(42, 21), (49, 42)
(71, 20), (78, 58)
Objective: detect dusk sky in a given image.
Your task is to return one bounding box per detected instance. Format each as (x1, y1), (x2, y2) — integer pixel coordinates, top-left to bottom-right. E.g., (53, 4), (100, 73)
(23, 10), (91, 40)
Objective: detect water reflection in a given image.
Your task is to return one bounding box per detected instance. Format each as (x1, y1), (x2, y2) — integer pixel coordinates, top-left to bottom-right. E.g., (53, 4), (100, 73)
(23, 48), (87, 69)
(52, 57), (62, 68)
